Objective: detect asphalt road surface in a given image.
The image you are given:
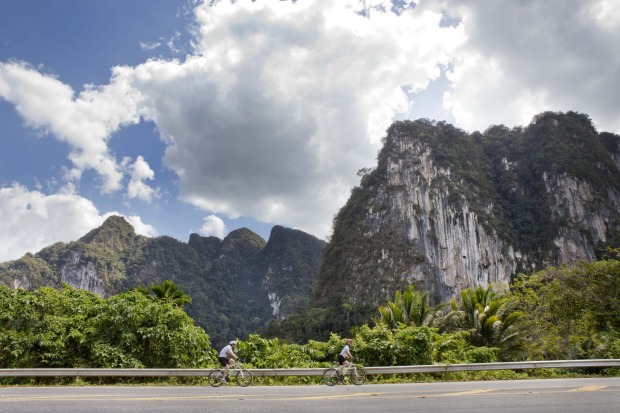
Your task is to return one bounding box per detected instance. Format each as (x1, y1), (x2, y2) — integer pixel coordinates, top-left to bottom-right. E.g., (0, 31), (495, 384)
(1, 377), (619, 413)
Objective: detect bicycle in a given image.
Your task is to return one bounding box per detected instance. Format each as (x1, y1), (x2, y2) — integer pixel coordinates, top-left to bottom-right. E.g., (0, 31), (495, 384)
(208, 358), (253, 387)
(322, 360), (367, 386)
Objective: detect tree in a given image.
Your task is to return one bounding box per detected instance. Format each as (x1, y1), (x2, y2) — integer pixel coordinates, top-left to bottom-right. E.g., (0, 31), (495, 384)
(0, 285), (213, 371)
(509, 257), (620, 360)
(91, 289), (212, 368)
(375, 285), (448, 329)
(0, 284), (101, 368)
(448, 286), (525, 360)
(149, 280), (192, 307)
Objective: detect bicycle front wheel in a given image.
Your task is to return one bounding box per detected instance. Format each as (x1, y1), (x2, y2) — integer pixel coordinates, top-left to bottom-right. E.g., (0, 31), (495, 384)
(234, 369), (253, 387)
(208, 369), (224, 387)
(322, 368), (339, 386)
(350, 366), (367, 385)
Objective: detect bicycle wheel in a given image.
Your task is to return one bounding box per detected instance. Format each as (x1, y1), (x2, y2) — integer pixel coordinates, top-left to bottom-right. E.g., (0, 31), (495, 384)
(349, 366), (367, 385)
(234, 369), (253, 387)
(208, 369), (224, 387)
(322, 368), (339, 386)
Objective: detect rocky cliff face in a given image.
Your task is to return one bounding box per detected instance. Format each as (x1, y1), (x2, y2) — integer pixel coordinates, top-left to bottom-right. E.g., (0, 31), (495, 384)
(315, 111), (620, 314)
(543, 171), (620, 263)
(60, 251), (105, 295)
(376, 138), (521, 299)
(258, 225), (325, 319)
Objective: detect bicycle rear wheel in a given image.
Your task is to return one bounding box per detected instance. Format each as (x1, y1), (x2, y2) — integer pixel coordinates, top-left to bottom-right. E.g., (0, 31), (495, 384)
(350, 366), (367, 385)
(322, 368), (339, 386)
(234, 369), (253, 387)
(208, 369), (224, 387)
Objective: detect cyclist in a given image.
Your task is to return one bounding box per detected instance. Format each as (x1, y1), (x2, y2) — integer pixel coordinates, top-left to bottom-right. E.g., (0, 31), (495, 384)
(337, 338), (354, 380)
(217, 340), (239, 383)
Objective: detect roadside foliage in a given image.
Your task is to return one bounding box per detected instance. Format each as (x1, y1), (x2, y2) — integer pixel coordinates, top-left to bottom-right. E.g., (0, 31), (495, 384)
(1, 255), (619, 384)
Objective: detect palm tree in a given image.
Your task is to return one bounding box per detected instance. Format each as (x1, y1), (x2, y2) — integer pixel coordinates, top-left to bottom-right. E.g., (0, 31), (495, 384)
(149, 280), (192, 307)
(375, 285), (448, 329)
(448, 286), (525, 360)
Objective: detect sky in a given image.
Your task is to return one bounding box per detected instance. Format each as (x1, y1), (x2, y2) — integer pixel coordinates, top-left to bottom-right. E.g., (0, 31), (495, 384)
(1, 0), (619, 263)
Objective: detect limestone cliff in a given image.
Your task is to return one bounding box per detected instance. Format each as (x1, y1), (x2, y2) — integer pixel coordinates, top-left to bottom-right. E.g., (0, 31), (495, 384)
(315, 111), (620, 315)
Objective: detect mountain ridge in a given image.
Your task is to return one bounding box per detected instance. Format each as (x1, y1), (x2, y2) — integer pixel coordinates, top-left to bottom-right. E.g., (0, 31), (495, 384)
(0, 218), (326, 346)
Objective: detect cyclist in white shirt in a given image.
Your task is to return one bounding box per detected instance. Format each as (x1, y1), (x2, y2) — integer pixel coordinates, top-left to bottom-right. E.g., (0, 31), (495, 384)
(217, 341), (239, 383)
(337, 338), (354, 379)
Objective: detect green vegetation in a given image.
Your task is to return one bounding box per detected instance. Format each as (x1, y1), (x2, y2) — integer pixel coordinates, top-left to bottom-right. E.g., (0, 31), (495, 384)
(266, 254), (619, 371)
(148, 279), (192, 307)
(0, 217), (326, 348)
(375, 285), (448, 329)
(509, 255), (620, 361)
(1, 254), (619, 385)
(446, 286), (525, 360)
(0, 282), (214, 375)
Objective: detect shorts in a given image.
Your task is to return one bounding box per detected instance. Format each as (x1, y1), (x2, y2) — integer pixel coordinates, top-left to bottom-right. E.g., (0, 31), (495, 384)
(338, 355), (346, 365)
(218, 357), (230, 367)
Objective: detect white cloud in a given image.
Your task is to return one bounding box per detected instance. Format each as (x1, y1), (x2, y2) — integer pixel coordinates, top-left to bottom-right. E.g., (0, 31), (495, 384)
(0, 183), (104, 262)
(167, 31), (186, 54)
(0, 61), (144, 192)
(0, 183), (158, 262)
(589, 0), (620, 30)
(125, 155), (160, 202)
(439, 0), (620, 133)
(139, 41), (161, 51)
(199, 215), (227, 239)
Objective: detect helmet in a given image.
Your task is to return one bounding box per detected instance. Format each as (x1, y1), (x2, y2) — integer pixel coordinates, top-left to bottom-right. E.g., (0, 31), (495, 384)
(229, 340), (237, 345)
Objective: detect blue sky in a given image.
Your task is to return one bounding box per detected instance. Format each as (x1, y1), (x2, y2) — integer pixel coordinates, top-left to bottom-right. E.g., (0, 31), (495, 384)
(1, 0), (619, 262)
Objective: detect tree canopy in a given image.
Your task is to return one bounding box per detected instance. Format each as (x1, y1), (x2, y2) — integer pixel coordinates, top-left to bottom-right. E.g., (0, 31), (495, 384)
(0, 283), (213, 370)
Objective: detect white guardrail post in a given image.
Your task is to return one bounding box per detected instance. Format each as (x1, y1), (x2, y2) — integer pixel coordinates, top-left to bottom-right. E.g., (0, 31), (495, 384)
(0, 359), (619, 378)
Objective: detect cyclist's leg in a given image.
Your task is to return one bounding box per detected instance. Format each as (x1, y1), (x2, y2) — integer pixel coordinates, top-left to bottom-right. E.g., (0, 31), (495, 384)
(337, 355), (347, 377)
(217, 357), (231, 382)
(223, 358), (234, 380)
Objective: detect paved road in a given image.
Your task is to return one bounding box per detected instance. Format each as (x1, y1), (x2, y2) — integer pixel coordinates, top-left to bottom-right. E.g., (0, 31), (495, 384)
(1, 377), (619, 413)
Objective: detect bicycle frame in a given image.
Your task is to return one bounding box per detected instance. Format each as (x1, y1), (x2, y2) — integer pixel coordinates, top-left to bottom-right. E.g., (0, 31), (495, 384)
(341, 363), (355, 375)
(208, 360), (253, 387)
(322, 362), (367, 386)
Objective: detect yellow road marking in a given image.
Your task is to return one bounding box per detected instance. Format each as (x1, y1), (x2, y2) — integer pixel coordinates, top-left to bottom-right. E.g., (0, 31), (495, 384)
(435, 389), (493, 397)
(568, 386), (607, 392)
(279, 392), (381, 401)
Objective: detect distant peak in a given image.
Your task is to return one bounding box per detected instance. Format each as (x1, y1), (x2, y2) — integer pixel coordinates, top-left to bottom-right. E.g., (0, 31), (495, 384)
(101, 215), (134, 231)
(78, 215), (139, 252)
(226, 227), (261, 238)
